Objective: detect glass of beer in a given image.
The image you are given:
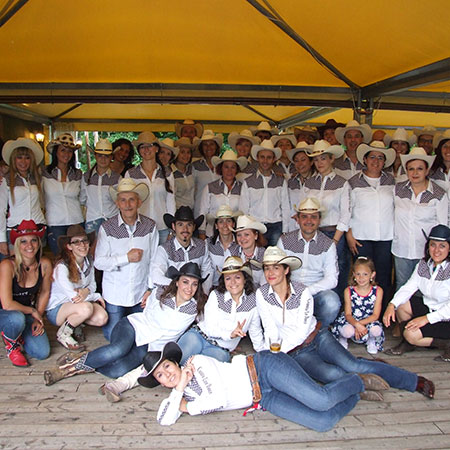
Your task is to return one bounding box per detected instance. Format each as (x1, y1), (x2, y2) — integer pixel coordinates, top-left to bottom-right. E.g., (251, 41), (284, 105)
(269, 334), (282, 353)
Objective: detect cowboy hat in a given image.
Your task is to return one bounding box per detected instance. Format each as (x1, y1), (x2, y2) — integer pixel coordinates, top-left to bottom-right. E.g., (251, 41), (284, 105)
(2, 137), (43, 166)
(271, 133), (297, 148)
(286, 141), (312, 163)
(174, 119), (204, 139)
(251, 246), (302, 270)
(211, 149), (248, 171)
(250, 139), (282, 161)
(306, 139), (344, 159)
(413, 125), (437, 138)
(220, 256), (252, 277)
(317, 119), (345, 137)
(57, 224), (95, 251)
(193, 130), (223, 151)
(163, 206), (204, 229)
(400, 147), (435, 172)
(206, 204), (241, 224)
(9, 220), (46, 245)
(228, 129), (260, 150)
(166, 262), (208, 283)
(356, 141), (396, 168)
(174, 137), (195, 150)
(232, 214), (267, 234)
(46, 133), (81, 153)
(88, 138), (113, 155)
(109, 178), (149, 203)
(250, 121), (279, 136)
(133, 131), (159, 149)
(293, 125), (319, 141)
(159, 137), (179, 159)
(383, 128), (417, 148)
(423, 224), (450, 243)
(138, 342), (183, 389)
(335, 120), (372, 145)
(294, 197), (322, 214)
(433, 129), (450, 149)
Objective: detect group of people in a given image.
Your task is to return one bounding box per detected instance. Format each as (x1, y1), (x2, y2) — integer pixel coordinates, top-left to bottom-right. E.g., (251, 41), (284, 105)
(0, 117), (449, 432)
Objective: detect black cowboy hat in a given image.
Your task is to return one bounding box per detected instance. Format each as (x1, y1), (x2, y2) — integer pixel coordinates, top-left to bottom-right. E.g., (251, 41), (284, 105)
(317, 119), (345, 137)
(422, 224), (450, 243)
(166, 262), (209, 283)
(163, 206), (204, 229)
(138, 342), (183, 388)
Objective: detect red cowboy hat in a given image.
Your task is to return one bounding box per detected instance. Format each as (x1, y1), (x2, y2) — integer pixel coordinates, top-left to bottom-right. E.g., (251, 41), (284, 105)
(10, 220), (46, 245)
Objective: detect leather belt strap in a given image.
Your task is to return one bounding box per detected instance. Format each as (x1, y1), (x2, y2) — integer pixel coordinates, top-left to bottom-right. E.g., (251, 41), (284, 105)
(287, 321), (321, 355)
(246, 355), (262, 403)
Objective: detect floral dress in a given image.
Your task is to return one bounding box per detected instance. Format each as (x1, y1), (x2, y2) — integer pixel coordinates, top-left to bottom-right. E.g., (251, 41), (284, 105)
(331, 286), (385, 351)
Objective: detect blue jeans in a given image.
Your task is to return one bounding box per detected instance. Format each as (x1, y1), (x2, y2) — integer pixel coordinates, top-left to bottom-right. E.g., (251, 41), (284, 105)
(177, 327), (230, 365)
(394, 256), (420, 291)
(85, 218), (105, 235)
(47, 224), (83, 255)
(102, 302), (143, 341)
(313, 290), (340, 328)
(0, 310), (50, 360)
(254, 351), (361, 432)
(291, 329), (418, 390)
(264, 222), (282, 247)
(158, 228), (171, 245)
(85, 317), (147, 378)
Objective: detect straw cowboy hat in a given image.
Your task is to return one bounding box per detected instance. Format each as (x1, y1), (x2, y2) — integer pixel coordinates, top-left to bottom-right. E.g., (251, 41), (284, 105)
(250, 139), (282, 161)
(233, 214), (267, 234)
(174, 137), (195, 149)
(271, 133), (297, 148)
(109, 178), (149, 203)
(2, 137), (43, 166)
(46, 133), (81, 153)
(413, 125), (437, 138)
(174, 119), (204, 139)
(293, 125), (319, 141)
(163, 206), (204, 229)
(88, 138), (113, 155)
(383, 128), (417, 148)
(294, 197), (322, 214)
(286, 141), (312, 162)
(433, 129), (450, 149)
(250, 121), (279, 136)
(400, 147), (435, 172)
(306, 139), (344, 159)
(193, 130), (223, 150)
(133, 131), (159, 149)
(211, 149), (248, 170)
(335, 120), (372, 145)
(251, 246), (302, 270)
(206, 204), (241, 224)
(317, 119), (345, 137)
(159, 137), (179, 158)
(356, 141), (396, 168)
(9, 220), (46, 245)
(220, 256), (252, 277)
(228, 129), (260, 150)
(57, 224), (95, 251)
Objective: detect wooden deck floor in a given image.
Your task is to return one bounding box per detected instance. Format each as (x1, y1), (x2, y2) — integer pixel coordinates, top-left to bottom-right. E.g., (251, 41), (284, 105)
(1, 325), (449, 450)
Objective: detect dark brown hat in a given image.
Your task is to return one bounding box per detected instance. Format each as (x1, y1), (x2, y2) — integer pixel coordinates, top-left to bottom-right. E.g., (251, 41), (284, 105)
(317, 119), (345, 137)
(57, 225), (95, 251)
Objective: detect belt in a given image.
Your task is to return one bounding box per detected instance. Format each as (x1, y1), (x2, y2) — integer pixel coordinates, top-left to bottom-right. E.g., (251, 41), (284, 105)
(192, 324), (230, 354)
(246, 355), (262, 403)
(287, 321), (321, 355)
(319, 225), (337, 233)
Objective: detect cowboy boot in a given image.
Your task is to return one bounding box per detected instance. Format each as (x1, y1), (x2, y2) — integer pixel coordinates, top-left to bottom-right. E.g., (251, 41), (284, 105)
(432, 338), (450, 362)
(56, 350), (88, 365)
(2, 332), (29, 367)
(384, 322), (415, 356)
(44, 353), (94, 386)
(56, 321), (85, 351)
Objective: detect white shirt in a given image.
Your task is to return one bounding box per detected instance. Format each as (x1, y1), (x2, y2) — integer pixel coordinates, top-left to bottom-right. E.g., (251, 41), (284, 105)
(287, 174), (307, 232)
(392, 180), (449, 259)
(198, 290), (265, 352)
(236, 159), (258, 182)
(237, 246), (266, 288)
(348, 171), (395, 240)
(125, 165), (176, 231)
(207, 237), (240, 286)
(0, 174), (45, 241)
(333, 153), (365, 180)
(277, 230), (338, 295)
(94, 213), (159, 307)
(127, 286), (197, 348)
(390, 259), (450, 324)
(42, 167), (83, 226)
(192, 159), (220, 216)
(171, 163), (195, 210)
(300, 171), (350, 232)
(430, 167), (450, 192)
(46, 257), (101, 311)
(149, 236), (213, 294)
(239, 170), (290, 232)
(80, 168), (120, 223)
(157, 354), (253, 426)
(256, 281), (316, 353)
(198, 178), (242, 235)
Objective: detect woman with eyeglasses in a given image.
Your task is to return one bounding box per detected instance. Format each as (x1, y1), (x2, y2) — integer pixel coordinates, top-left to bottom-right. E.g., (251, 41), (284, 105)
(45, 225), (108, 351)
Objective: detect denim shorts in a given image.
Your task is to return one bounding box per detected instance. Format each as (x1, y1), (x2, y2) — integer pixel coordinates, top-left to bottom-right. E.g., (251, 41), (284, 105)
(46, 304), (63, 326)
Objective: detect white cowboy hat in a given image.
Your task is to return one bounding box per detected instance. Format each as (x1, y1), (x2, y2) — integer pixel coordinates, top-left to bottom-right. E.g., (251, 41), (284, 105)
(211, 149), (248, 170)
(250, 121), (279, 136)
(251, 246), (302, 270)
(174, 119), (204, 139)
(356, 141), (396, 168)
(413, 125), (437, 138)
(232, 214), (267, 234)
(193, 130), (223, 150)
(88, 138), (113, 155)
(286, 141), (312, 163)
(294, 197), (322, 214)
(109, 178), (149, 203)
(2, 137), (43, 166)
(383, 128), (417, 147)
(206, 204), (242, 224)
(250, 139), (282, 161)
(293, 125), (319, 141)
(159, 137), (179, 158)
(46, 133), (81, 153)
(400, 147), (436, 172)
(220, 256), (252, 277)
(306, 139), (344, 159)
(133, 131), (159, 149)
(271, 133), (297, 148)
(228, 129), (260, 150)
(335, 120), (372, 145)
(433, 129), (450, 149)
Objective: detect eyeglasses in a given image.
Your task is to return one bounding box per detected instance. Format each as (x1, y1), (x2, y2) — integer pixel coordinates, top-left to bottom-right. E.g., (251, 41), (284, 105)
(367, 155), (385, 161)
(70, 238), (90, 246)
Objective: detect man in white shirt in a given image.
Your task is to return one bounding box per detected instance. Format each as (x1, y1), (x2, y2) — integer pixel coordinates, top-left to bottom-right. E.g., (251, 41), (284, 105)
(149, 206), (213, 294)
(277, 197), (340, 328)
(95, 179), (159, 341)
(239, 140), (290, 246)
